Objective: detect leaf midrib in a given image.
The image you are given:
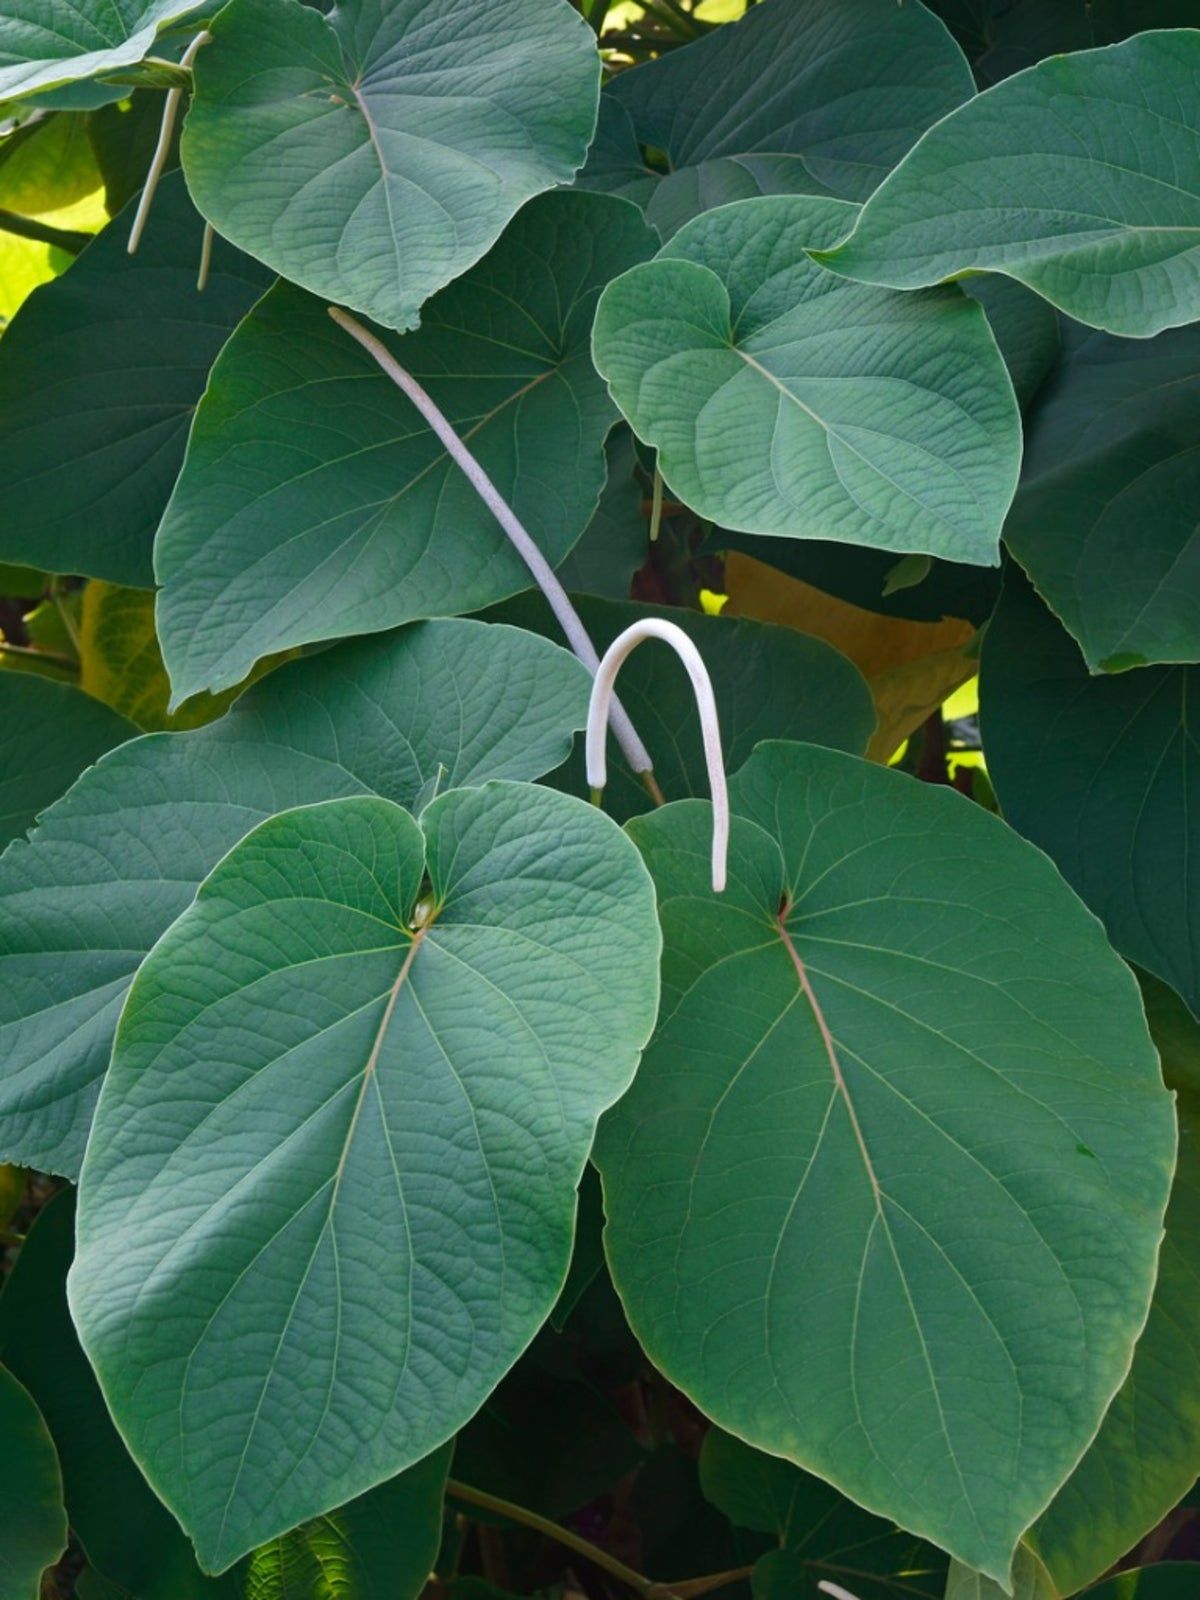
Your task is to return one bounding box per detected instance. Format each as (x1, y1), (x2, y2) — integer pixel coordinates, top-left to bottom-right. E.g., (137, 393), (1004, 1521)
(772, 910), (983, 1542)
(210, 920), (427, 1555)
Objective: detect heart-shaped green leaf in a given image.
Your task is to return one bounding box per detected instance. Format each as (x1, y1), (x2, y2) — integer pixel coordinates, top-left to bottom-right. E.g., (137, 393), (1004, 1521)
(597, 740), (1175, 1583)
(1025, 1074), (1200, 1594)
(0, 618), (590, 1177)
(1006, 319), (1200, 670)
(180, 0), (600, 332)
(607, 0), (973, 234)
(981, 569), (1200, 1015)
(1079, 1567), (1200, 1600)
(0, 0), (204, 102)
(592, 196), (1020, 564)
(71, 784), (660, 1569)
(0, 675), (134, 850)
(155, 189), (655, 703)
(0, 172), (272, 588)
(823, 30), (1200, 338)
(0, 1366), (67, 1599)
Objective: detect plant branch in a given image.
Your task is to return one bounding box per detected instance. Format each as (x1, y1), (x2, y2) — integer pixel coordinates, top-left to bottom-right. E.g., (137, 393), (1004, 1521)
(586, 619), (728, 890)
(446, 1478), (682, 1598)
(197, 221), (214, 290)
(128, 29), (210, 254)
(0, 210), (89, 254)
(650, 1567), (755, 1598)
(649, 464), (665, 542)
(641, 0), (704, 37)
(327, 304), (657, 782)
(48, 577), (80, 656)
(0, 642), (78, 671)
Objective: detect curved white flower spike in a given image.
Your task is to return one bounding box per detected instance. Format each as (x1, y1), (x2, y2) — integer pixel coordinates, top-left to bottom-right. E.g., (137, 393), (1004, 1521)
(128, 31), (211, 255)
(817, 1584), (865, 1600)
(586, 619), (728, 894)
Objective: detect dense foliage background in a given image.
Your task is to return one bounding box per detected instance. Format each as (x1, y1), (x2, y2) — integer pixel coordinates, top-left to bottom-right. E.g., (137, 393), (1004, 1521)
(1, 2), (1199, 1598)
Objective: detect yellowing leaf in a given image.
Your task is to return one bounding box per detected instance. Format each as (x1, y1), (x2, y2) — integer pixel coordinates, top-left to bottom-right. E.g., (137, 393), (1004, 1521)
(79, 581), (292, 730)
(0, 188), (107, 322)
(723, 551), (976, 760)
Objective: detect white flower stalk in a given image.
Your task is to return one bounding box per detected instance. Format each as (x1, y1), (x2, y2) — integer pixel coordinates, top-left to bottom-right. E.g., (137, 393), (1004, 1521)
(587, 619), (728, 893)
(328, 304), (657, 786)
(817, 1584), (865, 1600)
(128, 30), (211, 255)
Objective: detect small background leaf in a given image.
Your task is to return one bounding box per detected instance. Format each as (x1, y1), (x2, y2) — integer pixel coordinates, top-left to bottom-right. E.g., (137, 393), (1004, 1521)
(0, 1364), (67, 1600)
(1005, 319), (1200, 670)
(0, 672), (135, 848)
(722, 551), (977, 761)
(981, 568), (1200, 1015)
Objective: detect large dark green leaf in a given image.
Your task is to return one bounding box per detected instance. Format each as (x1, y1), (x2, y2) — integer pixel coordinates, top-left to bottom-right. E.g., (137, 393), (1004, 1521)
(593, 196), (1020, 564)
(1026, 1079), (1200, 1592)
(0, 618), (590, 1177)
(554, 429), (647, 600)
(453, 1341), (642, 1518)
(1082, 1567), (1200, 1599)
(0, 172), (272, 587)
(72, 785), (660, 1569)
(0, 1191), (451, 1600)
(0, 1192), (236, 1600)
(608, 0), (973, 233)
(962, 274), (1061, 411)
(597, 740), (1175, 1583)
(980, 569), (1200, 1015)
(0, 1365), (66, 1600)
(925, 0), (1093, 85)
(156, 189), (655, 703)
(487, 593), (876, 819)
(1005, 320), (1200, 671)
(0, 0), (203, 101)
(824, 31), (1200, 338)
(701, 1429), (946, 1598)
(1094, 0), (1200, 38)
(181, 0), (599, 332)
(572, 97), (658, 210)
(0, 674), (134, 850)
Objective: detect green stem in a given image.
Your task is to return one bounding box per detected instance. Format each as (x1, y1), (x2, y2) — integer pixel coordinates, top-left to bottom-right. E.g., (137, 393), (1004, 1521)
(49, 577), (81, 657)
(641, 0), (703, 38)
(445, 1478), (680, 1598)
(0, 210), (89, 254)
(659, 1570), (755, 1598)
(0, 641), (78, 672)
(649, 464), (665, 543)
